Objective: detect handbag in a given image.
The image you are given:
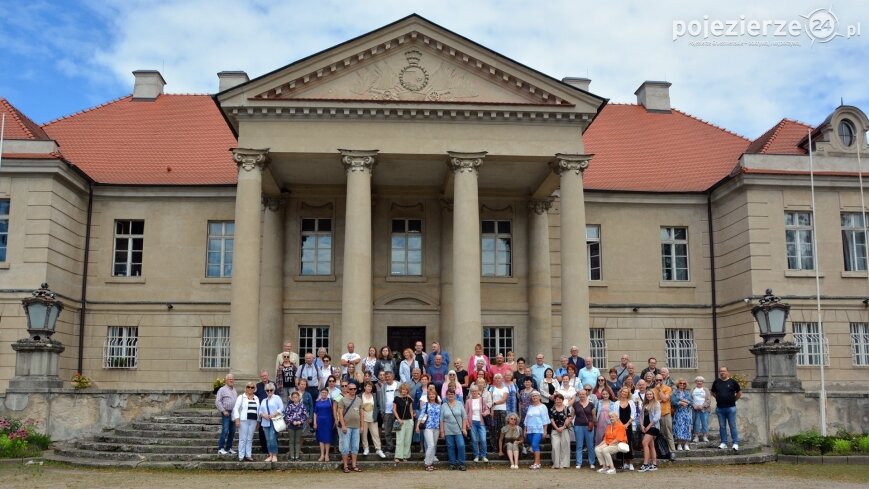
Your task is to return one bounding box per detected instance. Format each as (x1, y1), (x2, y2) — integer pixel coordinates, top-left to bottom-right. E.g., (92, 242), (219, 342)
(617, 442), (630, 453)
(272, 416), (287, 432)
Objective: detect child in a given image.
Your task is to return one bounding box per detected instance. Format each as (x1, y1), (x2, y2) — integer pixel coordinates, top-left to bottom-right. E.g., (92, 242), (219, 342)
(284, 390), (308, 461)
(499, 412), (523, 469)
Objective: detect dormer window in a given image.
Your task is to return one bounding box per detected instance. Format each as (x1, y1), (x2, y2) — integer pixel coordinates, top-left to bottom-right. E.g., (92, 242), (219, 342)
(839, 119), (856, 147)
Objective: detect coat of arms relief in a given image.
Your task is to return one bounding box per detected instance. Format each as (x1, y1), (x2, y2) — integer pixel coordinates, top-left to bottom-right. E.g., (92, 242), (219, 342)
(349, 49), (480, 102)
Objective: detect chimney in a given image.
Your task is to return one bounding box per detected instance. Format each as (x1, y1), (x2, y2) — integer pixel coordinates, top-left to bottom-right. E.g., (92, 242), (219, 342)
(562, 77), (591, 92)
(634, 81), (672, 112)
(218, 71), (249, 92)
(132, 70), (166, 100)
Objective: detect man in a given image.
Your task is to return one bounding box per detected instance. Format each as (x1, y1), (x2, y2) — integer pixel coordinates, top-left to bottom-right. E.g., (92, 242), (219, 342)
(254, 370), (271, 453)
(639, 357), (659, 380)
(530, 353), (551, 387)
(627, 363), (640, 385)
(297, 352), (321, 400)
(337, 380), (363, 472)
(215, 373), (237, 455)
(489, 353), (512, 380)
(340, 342), (362, 376)
(579, 356), (600, 390)
(653, 373), (675, 457)
(711, 366), (741, 451)
(566, 345), (586, 372)
(377, 371), (400, 453)
(408, 368), (423, 401)
(428, 353), (449, 393)
(614, 354), (631, 383)
(275, 341), (299, 372)
(631, 379), (648, 432)
(413, 341), (428, 374)
(514, 357), (537, 390)
(554, 356), (569, 378)
(660, 367), (674, 387)
(427, 341), (450, 368)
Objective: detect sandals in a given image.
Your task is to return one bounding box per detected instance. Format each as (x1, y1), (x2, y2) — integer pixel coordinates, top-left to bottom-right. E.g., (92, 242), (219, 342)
(425, 465), (435, 471)
(352, 466), (363, 472)
(343, 466), (351, 473)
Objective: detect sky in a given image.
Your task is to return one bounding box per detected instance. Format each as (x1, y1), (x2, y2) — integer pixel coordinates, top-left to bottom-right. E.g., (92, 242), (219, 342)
(1, 0), (868, 139)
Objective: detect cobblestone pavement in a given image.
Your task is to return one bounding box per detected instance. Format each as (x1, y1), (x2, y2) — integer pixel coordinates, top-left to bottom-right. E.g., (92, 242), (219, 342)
(0, 462), (866, 488)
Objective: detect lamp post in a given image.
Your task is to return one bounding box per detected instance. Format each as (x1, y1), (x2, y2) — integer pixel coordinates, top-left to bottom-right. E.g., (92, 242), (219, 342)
(751, 289), (790, 344)
(9, 283), (66, 389)
(748, 288), (801, 390)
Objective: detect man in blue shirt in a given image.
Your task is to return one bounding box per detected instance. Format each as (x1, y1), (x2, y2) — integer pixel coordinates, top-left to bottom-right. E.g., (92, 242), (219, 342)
(566, 345), (586, 372)
(530, 353), (551, 387)
(427, 341), (450, 369)
(554, 355), (570, 378)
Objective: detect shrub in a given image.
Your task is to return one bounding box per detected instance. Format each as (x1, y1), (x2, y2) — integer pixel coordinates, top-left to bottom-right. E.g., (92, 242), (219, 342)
(71, 372), (93, 389)
(0, 417), (51, 458)
(831, 438), (852, 455)
(856, 435), (869, 453)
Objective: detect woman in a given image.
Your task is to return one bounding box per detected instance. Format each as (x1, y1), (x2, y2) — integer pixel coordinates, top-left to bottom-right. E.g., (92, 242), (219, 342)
(232, 381), (259, 462)
(319, 356), (340, 390)
(593, 410), (628, 475)
(454, 359), (470, 388)
(416, 387), (442, 471)
(490, 374), (509, 458)
(592, 376), (609, 400)
(499, 412), (522, 469)
(573, 387), (597, 469)
(275, 352), (297, 401)
(296, 378), (315, 448)
(360, 381), (386, 458)
(465, 385), (490, 463)
(257, 382), (284, 462)
(567, 364), (579, 390)
(617, 387), (637, 471)
(393, 383), (415, 462)
(374, 346), (397, 379)
(313, 387), (335, 462)
(540, 368), (557, 408)
(606, 368), (622, 393)
(400, 348), (416, 384)
(549, 392), (572, 469)
(505, 351), (517, 372)
(556, 374), (577, 406)
(639, 389), (661, 472)
(672, 378), (694, 450)
(622, 376), (635, 395)
(283, 390), (308, 461)
(440, 388), (468, 471)
(468, 343), (491, 373)
(518, 377), (535, 426)
(523, 390), (549, 470)
(363, 346), (379, 376)
(691, 376), (712, 443)
(594, 388), (615, 446)
(441, 370), (464, 402)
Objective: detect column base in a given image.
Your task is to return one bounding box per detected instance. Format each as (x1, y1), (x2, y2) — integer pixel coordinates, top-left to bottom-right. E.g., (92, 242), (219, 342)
(749, 342), (803, 391)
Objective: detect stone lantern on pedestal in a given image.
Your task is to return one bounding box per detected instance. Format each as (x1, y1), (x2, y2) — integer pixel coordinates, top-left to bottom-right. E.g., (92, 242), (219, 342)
(9, 283), (66, 389)
(748, 289), (802, 390)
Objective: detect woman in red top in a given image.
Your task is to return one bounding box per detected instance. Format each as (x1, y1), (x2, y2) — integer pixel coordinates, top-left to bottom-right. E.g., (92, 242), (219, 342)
(594, 411), (628, 475)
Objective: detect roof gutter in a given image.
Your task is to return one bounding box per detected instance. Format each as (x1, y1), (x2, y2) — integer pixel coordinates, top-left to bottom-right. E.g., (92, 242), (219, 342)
(706, 192), (720, 373)
(77, 181), (94, 374)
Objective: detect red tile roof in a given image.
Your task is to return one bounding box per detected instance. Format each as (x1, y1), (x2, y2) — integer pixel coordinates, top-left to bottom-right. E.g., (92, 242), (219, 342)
(1, 98), (52, 140)
(43, 95), (238, 185)
(744, 118), (811, 155)
(583, 104), (750, 192)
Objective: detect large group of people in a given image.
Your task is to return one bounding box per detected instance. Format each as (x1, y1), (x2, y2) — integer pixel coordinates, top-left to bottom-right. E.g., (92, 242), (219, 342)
(213, 340), (741, 473)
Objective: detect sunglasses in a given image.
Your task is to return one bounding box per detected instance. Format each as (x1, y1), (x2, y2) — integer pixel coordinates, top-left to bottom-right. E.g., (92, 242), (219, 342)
(266, 389), (274, 392)
(341, 384), (348, 388)
(329, 379), (336, 383)
(245, 386), (255, 389)
(348, 387), (357, 390)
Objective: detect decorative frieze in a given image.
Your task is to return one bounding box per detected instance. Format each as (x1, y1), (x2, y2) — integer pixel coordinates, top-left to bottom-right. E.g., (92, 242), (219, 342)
(231, 148), (270, 172)
(551, 153), (592, 175)
(339, 149), (378, 174)
(447, 151), (487, 174)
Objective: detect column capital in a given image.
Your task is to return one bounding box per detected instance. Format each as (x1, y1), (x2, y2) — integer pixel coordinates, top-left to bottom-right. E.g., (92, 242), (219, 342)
(339, 149), (378, 174)
(529, 198), (553, 215)
(439, 198), (454, 212)
(551, 153), (593, 175)
(232, 147), (270, 172)
(447, 151), (487, 174)
(262, 193), (289, 212)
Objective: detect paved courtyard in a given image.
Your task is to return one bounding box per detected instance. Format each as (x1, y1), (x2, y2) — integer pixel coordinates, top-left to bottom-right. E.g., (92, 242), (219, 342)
(0, 462), (866, 488)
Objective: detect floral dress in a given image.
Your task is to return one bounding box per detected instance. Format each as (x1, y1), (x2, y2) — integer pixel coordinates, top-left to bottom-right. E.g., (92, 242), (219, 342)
(283, 401), (308, 430)
(671, 388), (693, 441)
(518, 388), (534, 426)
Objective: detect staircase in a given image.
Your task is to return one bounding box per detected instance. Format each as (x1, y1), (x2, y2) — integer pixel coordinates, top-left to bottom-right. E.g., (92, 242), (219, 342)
(47, 397), (775, 470)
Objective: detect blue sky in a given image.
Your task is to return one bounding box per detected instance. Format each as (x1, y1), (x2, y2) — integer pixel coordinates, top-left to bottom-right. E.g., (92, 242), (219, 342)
(1, 0), (867, 138)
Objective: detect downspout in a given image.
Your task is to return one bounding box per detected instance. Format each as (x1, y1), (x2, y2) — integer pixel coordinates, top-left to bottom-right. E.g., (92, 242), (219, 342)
(707, 193), (720, 372)
(77, 183), (94, 374)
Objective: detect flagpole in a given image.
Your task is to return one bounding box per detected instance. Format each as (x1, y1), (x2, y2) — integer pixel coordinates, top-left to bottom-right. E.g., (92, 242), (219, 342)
(807, 128), (827, 435)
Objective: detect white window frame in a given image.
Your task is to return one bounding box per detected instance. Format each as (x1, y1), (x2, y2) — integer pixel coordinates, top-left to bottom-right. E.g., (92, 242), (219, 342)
(206, 221), (234, 278)
(850, 323), (869, 366)
(785, 211), (815, 270)
(390, 218), (423, 276)
(112, 220), (144, 277)
(660, 227), (689, 281)
(481, 220), (512, 277)
(483, 327), (514, 359)
(0, 199), (8, 262)
(200, 326), (230, 369)
(587, 224), (602, 281)
(300, 218), (333, 276)
(665, 328), (697, 370)
(793, 322), (829, 366)
(841, 212), (868, 272)
(299, 326), (330, 356)
(103, 326), (138, 369)
(589, 328), (607, 368)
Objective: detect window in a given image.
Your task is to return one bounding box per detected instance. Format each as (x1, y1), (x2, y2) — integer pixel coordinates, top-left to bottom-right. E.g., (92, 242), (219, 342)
(589, 328), (607, 367)
(391, 219), (423, 276)
(841, 213), (867, 272)
(300, 218), (332, 276)
(793, 322), (828, 366)
(665, 329), (697, 369)
(103, 326), (138, 368)
(0, 199), (8, 262)
(483, 327), (513, 359)
(587, 224), (602, 280)
(200, 326), (230, 369)
(785, 211), (814, 270)
(481, 220), (512, 277)
(839, 119), (856, 147)
(206, 221), (234, 278)
(660, 227), (689, 281)
(851, 323), (869, 366)
(113, 220), (144, 276)
(299, 326), (329, 356)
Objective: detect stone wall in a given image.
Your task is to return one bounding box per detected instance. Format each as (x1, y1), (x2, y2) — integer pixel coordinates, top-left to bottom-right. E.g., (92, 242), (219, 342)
(0, 388), (205, 441)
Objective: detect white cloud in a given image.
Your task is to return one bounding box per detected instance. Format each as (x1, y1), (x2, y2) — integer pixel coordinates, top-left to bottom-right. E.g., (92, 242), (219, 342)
(79, 0), (869, 137)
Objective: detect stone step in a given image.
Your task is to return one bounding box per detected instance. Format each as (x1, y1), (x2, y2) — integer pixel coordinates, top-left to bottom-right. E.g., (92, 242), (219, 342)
(128, 422), (219, 431)
(149, 415), (222, 425)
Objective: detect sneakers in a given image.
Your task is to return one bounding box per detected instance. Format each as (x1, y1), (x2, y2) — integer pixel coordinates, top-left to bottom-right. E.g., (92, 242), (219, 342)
(606, 468), (616, 475)
(522, 447), (528, 455)
(719, 443), (728, 449)
(459, 465), (467, 471)
(473, 457), (480, 462)
(703, 435), (709, 442)
(529, 464), (540, 470)
(732, 443), (739, 451)
(376, 450), (386, 459)
(229, 449), (236, 454)
(684, 444), (690, 451)
(627, 464), (634, 471)
(649, 464), (658, 471)
(692, 436), (699, 443)
(589, 464), (595, 469)
(482, 457), (489, 463)
(575, 465), (582, 469)
(677, 444), (683, 451)
(638, 464), (649, 472)
(363, 449), (369, 456)
(218, 449), (228, 455)
(597, 467), (608, 473)
(511, 464), (518, 469)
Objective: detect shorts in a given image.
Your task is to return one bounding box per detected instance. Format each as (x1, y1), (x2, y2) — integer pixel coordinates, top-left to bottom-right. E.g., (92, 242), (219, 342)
(526, 433), (543, 452)
(504, 441), (520, 452)
(644, 427), (661, 438)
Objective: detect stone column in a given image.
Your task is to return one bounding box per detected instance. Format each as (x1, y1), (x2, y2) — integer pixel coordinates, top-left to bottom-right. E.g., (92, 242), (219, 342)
(438, 199), (453, 348)
(339, 149), (377, 350)
(552, 154), (592, 354)
(528, 199), (553, 359)
(259, 193), (287, 371)
(448, 151), (486, 355)
(230, 148), (269, 380)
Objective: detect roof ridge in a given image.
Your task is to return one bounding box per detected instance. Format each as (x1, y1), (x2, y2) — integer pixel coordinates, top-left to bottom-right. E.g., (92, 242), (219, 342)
(671, 108), (750, 142)
(760, 119), (789, 153)
(42, 94), (133, 127)
(1, 98), (43, 139)
(781, 117), (813, 128)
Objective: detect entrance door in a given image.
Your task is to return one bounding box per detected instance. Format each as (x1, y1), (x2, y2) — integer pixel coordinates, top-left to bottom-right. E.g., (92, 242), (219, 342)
(387, 326), (426, 358)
